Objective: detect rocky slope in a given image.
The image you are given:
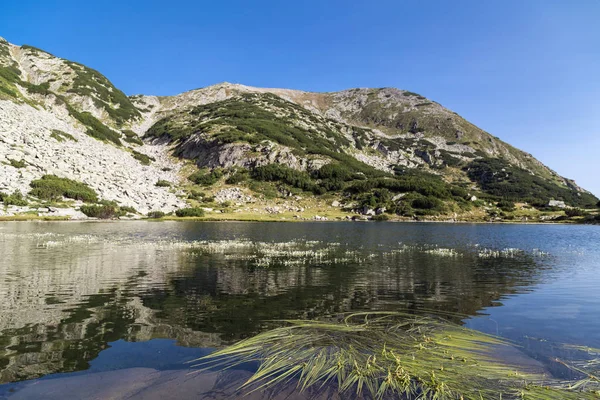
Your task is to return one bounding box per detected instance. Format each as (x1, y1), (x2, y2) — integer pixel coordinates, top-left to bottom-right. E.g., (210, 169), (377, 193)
(0, 37), (597, 219)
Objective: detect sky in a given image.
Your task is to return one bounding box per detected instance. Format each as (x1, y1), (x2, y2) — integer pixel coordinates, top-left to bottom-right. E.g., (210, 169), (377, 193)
(1, 0), (598, 195)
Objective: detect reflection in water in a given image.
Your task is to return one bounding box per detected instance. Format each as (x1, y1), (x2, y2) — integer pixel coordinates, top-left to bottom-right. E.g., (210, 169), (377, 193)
(0, 221), (597, 390)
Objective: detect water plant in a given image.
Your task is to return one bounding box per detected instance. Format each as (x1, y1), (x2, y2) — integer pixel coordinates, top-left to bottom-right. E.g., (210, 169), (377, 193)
(191, 312), (600, 399)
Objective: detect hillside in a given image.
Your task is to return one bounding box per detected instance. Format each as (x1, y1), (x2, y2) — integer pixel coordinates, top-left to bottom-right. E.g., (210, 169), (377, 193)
(0, 37), (597, 221)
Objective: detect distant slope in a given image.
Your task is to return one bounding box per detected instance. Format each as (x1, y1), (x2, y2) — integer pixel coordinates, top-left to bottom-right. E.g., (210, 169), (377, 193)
(0, 37), (597, 220)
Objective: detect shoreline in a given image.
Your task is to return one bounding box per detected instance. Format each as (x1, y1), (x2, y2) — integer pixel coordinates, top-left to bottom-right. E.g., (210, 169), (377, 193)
(0, 215), (594, 225)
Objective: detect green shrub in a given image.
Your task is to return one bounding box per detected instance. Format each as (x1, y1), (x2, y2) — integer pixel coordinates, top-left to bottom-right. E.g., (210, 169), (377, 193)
(80, 204), (120, 219)
(25, 81), (51, 96)
(147, 211), (166, 218)
(497, 200), (515, 212)
(411, 196), (445, 211)
(175, 207), (205, 217)
(0, 190), (28, 206)
(66, 64), (141, 125)
(155, 180), (171, 187)
(314, 163), (352, 181)
(29, 175), (98, 202)
(187, 190), (206, 201)
(123, 130), (144, 146)
(132, 150), (155, 165)
(565, 208), (588, 218)
(50, 129), (77, 142)
(225, 169), (249, 184)
(189, 169), (224, 186)
(64, 102), (122, 145)
(465, 158), (598, 208)
(252, 164), (317, 193)
(345, 173), (452, 200)
(120, 206), (137, 214)
(7, 158), (26, 169)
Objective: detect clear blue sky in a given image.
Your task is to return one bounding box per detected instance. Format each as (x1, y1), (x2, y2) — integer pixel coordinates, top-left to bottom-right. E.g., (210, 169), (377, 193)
(1, 0), (598, 196)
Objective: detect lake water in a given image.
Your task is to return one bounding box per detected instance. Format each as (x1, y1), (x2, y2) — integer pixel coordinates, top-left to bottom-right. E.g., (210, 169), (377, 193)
(0, 221), (598, 399)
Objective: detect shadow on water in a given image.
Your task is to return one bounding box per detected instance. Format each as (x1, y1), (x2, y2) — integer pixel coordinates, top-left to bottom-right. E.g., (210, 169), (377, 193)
(0, 221), (598, 397)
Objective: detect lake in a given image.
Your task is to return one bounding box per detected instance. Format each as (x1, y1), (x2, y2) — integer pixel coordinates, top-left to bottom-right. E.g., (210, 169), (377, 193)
(0, 221), (598, 399)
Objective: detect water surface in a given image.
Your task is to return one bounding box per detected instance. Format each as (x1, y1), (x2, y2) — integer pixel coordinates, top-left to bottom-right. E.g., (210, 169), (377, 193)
(0, 222), (598, 398)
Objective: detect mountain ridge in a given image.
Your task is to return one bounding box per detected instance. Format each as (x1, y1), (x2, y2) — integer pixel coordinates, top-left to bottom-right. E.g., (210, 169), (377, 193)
(0, 38), (597, 221)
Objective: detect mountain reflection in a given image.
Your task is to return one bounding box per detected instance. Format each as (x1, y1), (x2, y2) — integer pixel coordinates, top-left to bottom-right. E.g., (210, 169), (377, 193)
(0, 222), (550, 384)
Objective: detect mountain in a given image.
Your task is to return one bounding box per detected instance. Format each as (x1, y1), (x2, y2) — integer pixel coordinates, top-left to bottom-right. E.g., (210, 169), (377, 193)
(0, 37), (597, 220)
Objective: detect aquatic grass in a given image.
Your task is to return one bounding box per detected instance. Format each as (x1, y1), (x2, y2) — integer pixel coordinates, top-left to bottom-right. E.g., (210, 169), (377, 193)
(191, 312), (600, 399)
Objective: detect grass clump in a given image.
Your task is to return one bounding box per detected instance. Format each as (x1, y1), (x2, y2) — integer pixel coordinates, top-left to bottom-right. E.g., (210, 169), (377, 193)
(29, 175), (98, 202)
(0, 190), (28, 206)
(155, 180), (171, 187)
(50, 129), (77, 142)
(132, 150), (155, 165)
(175, 207), (205, 217)
(193, 312), (600, 399)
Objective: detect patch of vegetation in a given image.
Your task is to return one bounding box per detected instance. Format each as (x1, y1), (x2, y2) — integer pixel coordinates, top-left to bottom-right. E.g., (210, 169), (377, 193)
(120, 206), (137, 214)
(187, 189), (206, 201)
(465, 158), (598, 208)
(0, 190), (28, 206)
(193, 312), (600, 399)
(175, 207), (205, 217)
(80, 204), (119, 219)
(565, 208), (588, 218)
(497, 199), (515, 212)
(25, 81), (51, 96)
(29, 175), (98, 202)
(345, 171), (452, 200)
(123, 130), (144, 145)
(65, 62), (141, 125)
(189, 169), (224, 186)
(7, 158), (26, 169)
(147, 211), (166, 219)
(251, 164), (317, 193)
(79, 201), (135, 219)
(132, 150), (155, 165)
(0, 65), (24, 99)
(64, 101), (122, 145)
(155, 180), (171, 187)
(402, 90), (426, 99)
(50, 129), (77, 142)
(225, 169), (250, 184)
(20, 44), (51, 55)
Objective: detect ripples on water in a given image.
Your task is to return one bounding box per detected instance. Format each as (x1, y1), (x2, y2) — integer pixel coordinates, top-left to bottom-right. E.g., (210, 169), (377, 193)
(0, 221), (598, 397)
